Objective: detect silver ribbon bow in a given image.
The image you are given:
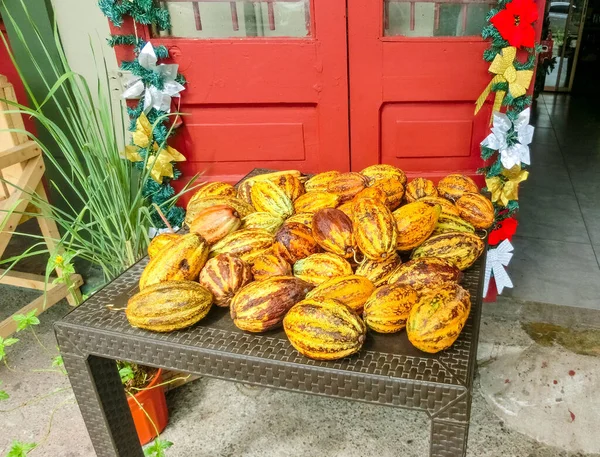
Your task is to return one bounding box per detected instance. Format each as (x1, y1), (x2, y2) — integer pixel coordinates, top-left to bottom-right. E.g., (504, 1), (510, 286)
(481, 108), (534, 170)
(484, 239), (514, 297)
(122, 42), (185, 114)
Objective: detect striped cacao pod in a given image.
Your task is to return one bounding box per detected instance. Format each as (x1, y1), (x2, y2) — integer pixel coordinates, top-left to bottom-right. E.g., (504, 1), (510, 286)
(236, 180), (254, 204)
(238, 170), (303, 204)
(311, 208), (355, 258)
(393, 201), (441, 251)
(210, 229), (274, 264)
(437, 174), (479, 202)
(304, 171), (341, 193)
(352, 186), (388, 205)
(405, 178), (438, 202)
(456, 192), (495, 229)
(230, 276), (313, 332)
(327, 172), (370, 202)
(126, 281), (213, 332)
(363, 284), (418, 333)
(294, 191), (340, 213)
(293, 252), (353, 285)
(148, 233), (180, 259)
(283, 298), (366, 360)
(139, 233), (209, 289)
(306, 274), (375, 314)
(371, 177), (405, 210)
(251, 180), (294, 219)
(387, 257), (462, 293)
(337, 201), (355, 220)
(286, 213), (314, 227)
(199, 254), (253, 307)
(355, 253), (402, 287)
(189, 205), (242, 243)
(432, 213), (475, 236)
(251, 250), (292, 281)
(361, 164), (407, 187)
(353, 199), (398, 261)
(419, 196), (460, 217)
(407, 283), (471, 353)
(186, 196), (255, 226)
(241, 212), (285, 233)
(274, 222), (321, 263)
(412, 232), (485, 270)
(189, 182), (236, 205)
(270, 173), (305, 201)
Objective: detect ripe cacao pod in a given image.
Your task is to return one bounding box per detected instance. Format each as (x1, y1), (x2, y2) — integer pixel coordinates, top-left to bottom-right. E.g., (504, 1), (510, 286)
(352, 186), (388, 205)
(306, 275), (375, 314)
(139, 233), (209, 289)
(238, 170), (303, 203)
(405, 178), (438, 202)
(412, 232), (485, 270)
(236, 180), (254, 204)
(337, 201), (355, 220)
(371, 177), (405, 210)
(199, 254), (253, 307)
(360, 164), (407, 186)
(251, 250), (292, 281)
(283, 298), (366, 360)
(294, 191), (340, 213)
(393, 201), (441, 251)
(270, 173), (305, 201)
(241, 212), (285, 233)
(230, 276), (313, 332)
(304, 171), (341, 193)
(355, 253), (403, 287)
(353, 199), (398, 261)
(210, 229), (274, 264)
(387, 257), (462, 293)
(311, 208), (355, 258)
(363, 284), (418, 333)
(286, 213), (314, 227)
(419, 196), (460, 217)
(189, 205), (241, 243)
(189, 182), (236, 205)
(456, 192), (495, 229)
(327, 172), (370, 202)
(293, 252), (353, 285)
(274, 222), (321, 263)
(126, 281), (213, 332)
(251, 179), (294, 219)
(437, 174), (479, 202)
(148, 233), (180, 259)
(432, 213), (475, 236)
(407, 283), (471, 353)
(186, 196), (254, 226)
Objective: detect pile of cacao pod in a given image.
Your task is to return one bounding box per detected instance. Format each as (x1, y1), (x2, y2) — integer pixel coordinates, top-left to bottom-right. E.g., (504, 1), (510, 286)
(126, 166), (492, 359)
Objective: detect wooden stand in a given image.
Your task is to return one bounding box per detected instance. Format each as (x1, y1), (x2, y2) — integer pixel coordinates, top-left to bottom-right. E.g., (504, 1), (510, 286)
(0, 75), (82, 338)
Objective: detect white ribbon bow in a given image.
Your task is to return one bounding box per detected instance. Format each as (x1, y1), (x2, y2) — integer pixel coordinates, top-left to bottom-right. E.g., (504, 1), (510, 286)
(122, 42), (185, 114)
(481, 108), (534, 170)
(484, 239), (514, 297)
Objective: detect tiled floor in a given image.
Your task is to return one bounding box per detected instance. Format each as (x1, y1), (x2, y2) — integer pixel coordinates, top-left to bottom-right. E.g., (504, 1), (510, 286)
(503, 93), (600, 309)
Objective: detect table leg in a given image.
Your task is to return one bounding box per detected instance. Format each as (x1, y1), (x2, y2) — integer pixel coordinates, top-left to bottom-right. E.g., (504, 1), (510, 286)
(429, 418), (469, 457)
(62, 353), (144, 457)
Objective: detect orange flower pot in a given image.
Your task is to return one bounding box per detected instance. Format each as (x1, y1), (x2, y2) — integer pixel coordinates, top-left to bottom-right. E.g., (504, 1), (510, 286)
(127, 368), (169, 445)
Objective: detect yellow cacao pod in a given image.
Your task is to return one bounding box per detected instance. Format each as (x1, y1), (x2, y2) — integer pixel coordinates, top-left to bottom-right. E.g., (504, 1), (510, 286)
(251, 250), (292, 281)
(456, 192), (495, 229)
(419, 196), (460, 217)
(286, 213), (314, 227)
(231, 276), (313, 332)
(437, 174), (479, 202)
(139, 233), (209, 290)
(407, 283), (471, 353)
(388, 257), (462, 293)
(352, 186), (388, 205)
(126, 281), (213, 332)
(274, 222), (321, 263)
(304, 171), (341, 193)
(412, 232), (485, 270)
(236, 180), (254, 204)
(284, 298), (366, 360)
(354, 199), (398, 261)
(241, 212), (285, 234)
(199, 254), (253, 307)
(294, 191), (340, 213)
(337, 201), (355, 220)
(355, 253), (402, 287)
(360, 164), (407, 186)
(186, 196), (255, 226)
(306, 275), (375, 314)
(189, 182), (236, 205)
(311, 208), (355, 258)
(393, 201), (441, 251)
(327, 172), (370, 202)
(405, 178), (439, 202)
(371, 178), (405, 210)
(363, 284), (419, 333)
(237, 170), (303, 204)
(432, 213), (475, 236)
(270, 173), (305, 201)
(251, 179), (294, 219)
(189, 204), (242, 243)
(147, 233), (181, 259)
(210, 229), (274, 264)
(293, 252), (353, 285)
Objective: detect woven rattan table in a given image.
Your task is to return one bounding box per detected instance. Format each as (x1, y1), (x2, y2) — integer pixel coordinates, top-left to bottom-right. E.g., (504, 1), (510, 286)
(55, 170), (486, 457)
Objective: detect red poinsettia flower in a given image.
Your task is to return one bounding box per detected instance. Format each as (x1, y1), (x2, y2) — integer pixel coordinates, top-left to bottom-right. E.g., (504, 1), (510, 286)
(489, 217), (518, 245)
(491, 0), (539, 48)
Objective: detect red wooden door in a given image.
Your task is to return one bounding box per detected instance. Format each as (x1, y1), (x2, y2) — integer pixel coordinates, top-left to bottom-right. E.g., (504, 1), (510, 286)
(347, 0), (544, 183)
(113, 1), (349, 183)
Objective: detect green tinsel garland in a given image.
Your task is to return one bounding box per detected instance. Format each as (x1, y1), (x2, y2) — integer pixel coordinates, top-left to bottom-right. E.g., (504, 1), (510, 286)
(99, 0), (170, 29)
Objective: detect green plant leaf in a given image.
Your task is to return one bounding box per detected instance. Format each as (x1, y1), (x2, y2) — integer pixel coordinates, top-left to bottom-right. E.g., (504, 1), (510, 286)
(119, 365), (135, 384)
(12, 310), (40, 332)
(6, 441), (37, 457)
(144, 438), (173, 457)
(52, 356), (64, 368)
(0, 381), (8, 400)
(0, 337), (19, 361)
